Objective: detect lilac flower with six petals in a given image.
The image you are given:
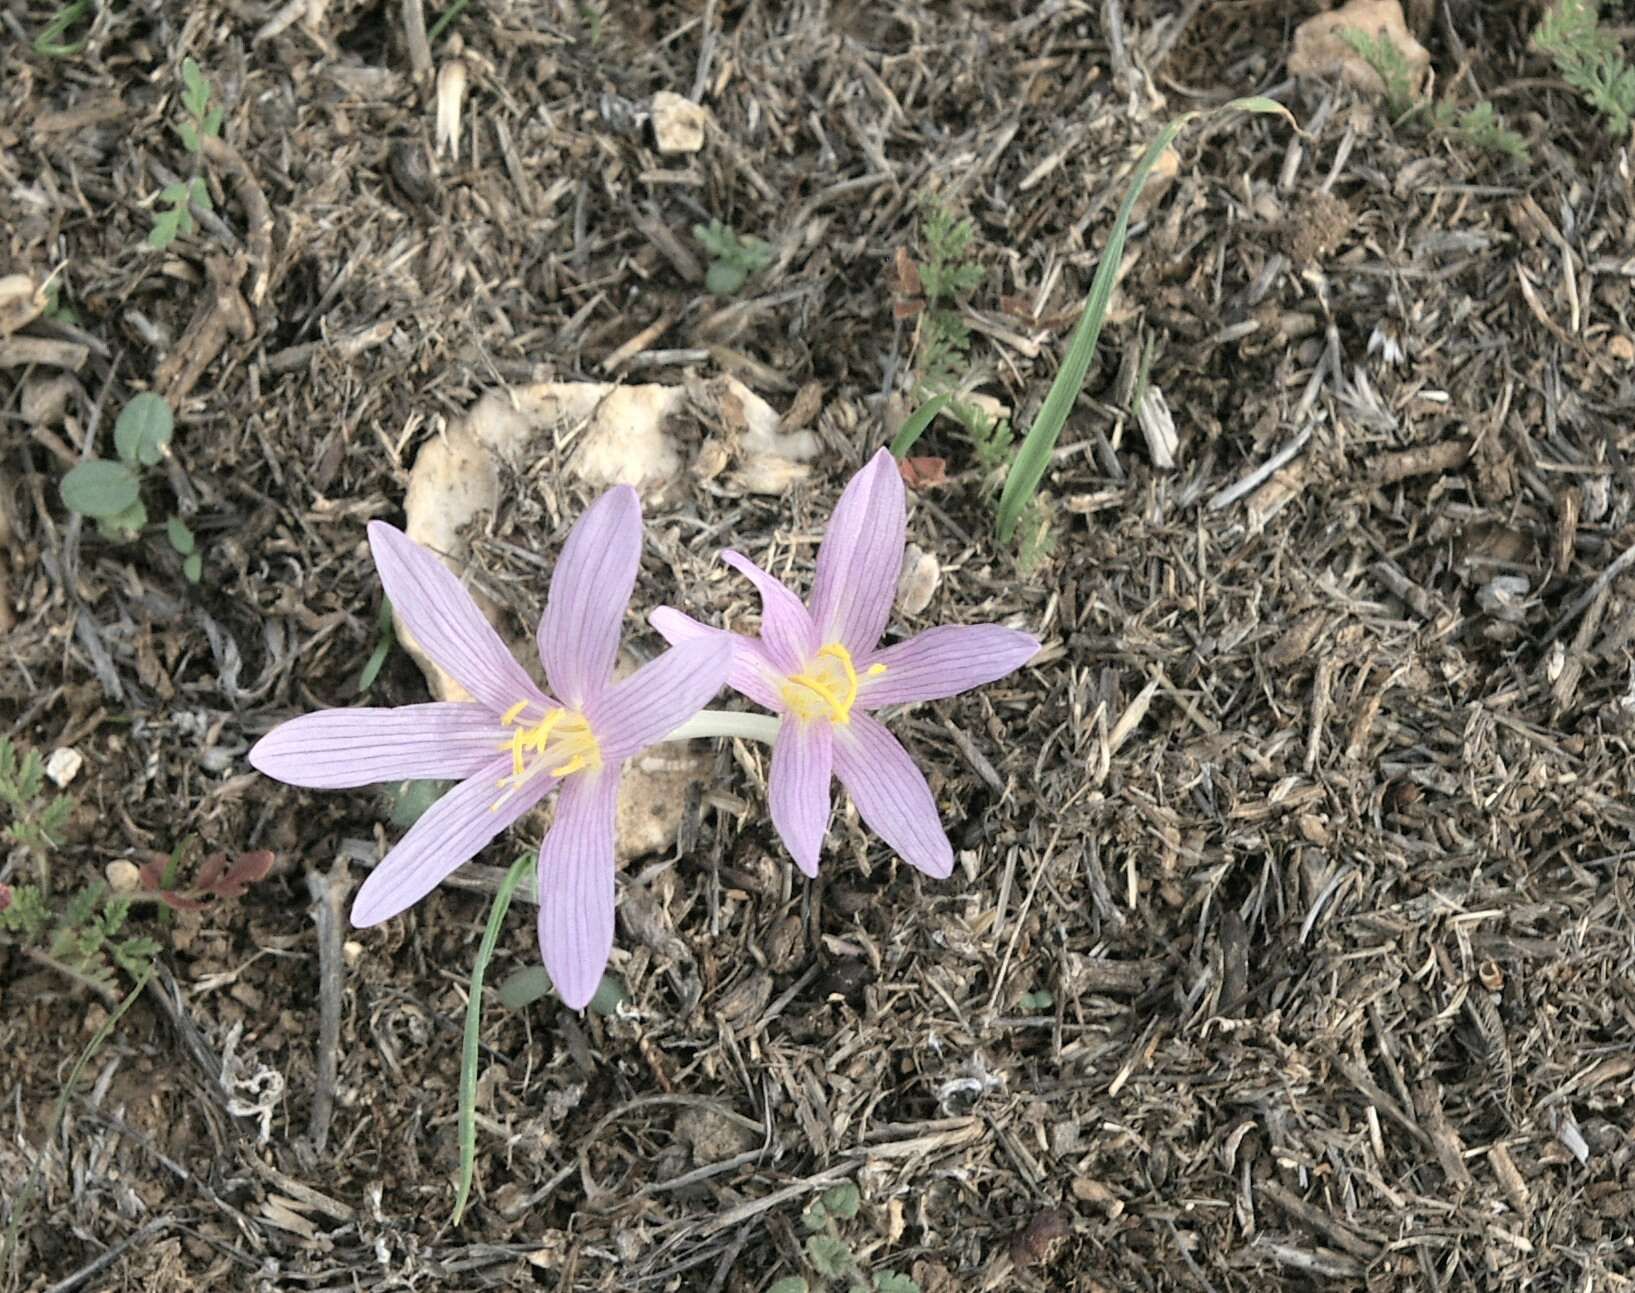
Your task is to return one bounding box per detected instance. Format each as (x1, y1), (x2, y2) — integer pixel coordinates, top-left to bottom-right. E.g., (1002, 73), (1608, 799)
(652, 449), (1039, 879)
(250, 487), (730, 1008)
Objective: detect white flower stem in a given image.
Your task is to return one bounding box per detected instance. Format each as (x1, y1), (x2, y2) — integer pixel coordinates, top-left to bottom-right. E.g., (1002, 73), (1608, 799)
(661, 710), (781, 745)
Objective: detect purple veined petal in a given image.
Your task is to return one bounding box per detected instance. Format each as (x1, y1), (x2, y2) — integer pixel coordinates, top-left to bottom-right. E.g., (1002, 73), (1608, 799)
(587, 636), (732, 762)
(809, 448), (907, 654)
(535, 769), (620, 1010)
(352, 756), (548, 926)
(538, 485), (642, 708)
(369, 522), (548, 715)
(858, 625), (1040, 709)
(651, 608), (790, 713)
(832, 712), (954, 879)
(250, 702), (506, 788)
(769, 719), (833, 877)
(719, 551), (817, 671)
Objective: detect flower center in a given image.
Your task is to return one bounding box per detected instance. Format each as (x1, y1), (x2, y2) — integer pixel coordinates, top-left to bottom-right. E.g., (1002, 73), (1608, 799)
(780, 643), (885, 724)
(491, 700), (602, 809)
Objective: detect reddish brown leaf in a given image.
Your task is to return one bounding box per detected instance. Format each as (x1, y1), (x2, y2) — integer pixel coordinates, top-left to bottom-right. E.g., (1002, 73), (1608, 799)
(206, 850), (276, 899)
(898, 456), (947, 489)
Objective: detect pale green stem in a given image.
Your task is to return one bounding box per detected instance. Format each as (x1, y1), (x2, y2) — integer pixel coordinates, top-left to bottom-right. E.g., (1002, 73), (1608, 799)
(661, 709), (781, 744)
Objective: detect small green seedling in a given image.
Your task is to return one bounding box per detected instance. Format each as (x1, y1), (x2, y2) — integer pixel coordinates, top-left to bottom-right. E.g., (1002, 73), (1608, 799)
(769, 1181), (921, 1293)
(694, 220), (774, 295)
(1339, 27), (1528, 160)
(359, 599), (398, 692)
(33, 0), (91, 57)
(59, 392), (202, 580)
(1019, 988), (1054, 1011)
(1533, 0), (1635, 138)
(149, 59), (222, 250)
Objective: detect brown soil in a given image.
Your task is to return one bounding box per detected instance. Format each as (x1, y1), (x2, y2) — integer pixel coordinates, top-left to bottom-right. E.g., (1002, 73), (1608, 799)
(4, 2), (1635, 1289)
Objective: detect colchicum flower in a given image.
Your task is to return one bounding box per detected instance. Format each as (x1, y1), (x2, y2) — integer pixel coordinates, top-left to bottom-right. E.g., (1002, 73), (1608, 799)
(250, 487), (730, 1008)
(652, 449), (1039, 879)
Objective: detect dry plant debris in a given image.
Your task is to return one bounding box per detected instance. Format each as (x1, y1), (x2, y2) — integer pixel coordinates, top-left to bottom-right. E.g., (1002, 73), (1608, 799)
(4, 2), (1635, 1290)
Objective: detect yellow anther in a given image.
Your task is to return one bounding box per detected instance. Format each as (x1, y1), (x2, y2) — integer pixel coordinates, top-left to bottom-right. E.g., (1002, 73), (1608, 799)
(779, 643), (886, 724)
(500, 699), (530, 726)
(490, 702), (602, 808)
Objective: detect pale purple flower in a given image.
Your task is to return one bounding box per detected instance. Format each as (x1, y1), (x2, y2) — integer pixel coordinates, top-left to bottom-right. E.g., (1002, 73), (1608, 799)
(250, 487), (730, 1009)
(652, 449), (1039, 879)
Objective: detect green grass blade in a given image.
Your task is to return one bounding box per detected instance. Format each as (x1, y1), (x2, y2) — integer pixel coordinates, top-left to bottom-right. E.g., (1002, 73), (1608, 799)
(995, 118), (1189, 542)
(888, 394), (952, 459)
(452, 852), (533, 1225)
(995, 97), (1293, 543)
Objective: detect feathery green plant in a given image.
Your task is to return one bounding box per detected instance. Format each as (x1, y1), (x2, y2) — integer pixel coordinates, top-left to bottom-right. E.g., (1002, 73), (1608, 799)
(1533, 0), (1635, 137)
(149, 58), (223, 250)
(695, 220), (774, 295)
(1339, 27), (1529, 160)
(768, 1181), (921, 1293)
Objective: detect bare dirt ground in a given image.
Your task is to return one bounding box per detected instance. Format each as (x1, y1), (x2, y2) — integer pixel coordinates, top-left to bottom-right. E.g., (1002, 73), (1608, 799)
(5, 1), (1635, 1289)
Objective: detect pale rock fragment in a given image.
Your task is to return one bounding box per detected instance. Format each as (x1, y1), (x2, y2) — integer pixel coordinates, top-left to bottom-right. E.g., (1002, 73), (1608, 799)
(651, 90), (708, 154)
(1288, 0), (1430, 99)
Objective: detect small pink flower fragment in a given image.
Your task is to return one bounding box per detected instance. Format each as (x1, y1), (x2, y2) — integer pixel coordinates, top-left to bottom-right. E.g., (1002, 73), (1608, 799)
(250, 487), (730, 1009)
(0, 882), (11, 914)
(653, 448), (1038, 878)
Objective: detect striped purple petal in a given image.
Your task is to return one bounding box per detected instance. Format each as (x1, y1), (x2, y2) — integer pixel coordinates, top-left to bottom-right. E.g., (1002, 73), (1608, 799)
(538, 485), (642, 708)
(368, 522), (547, 715)
(650, 607), (790, 712)
(250, 703), (504, 788)
(719, 551), (817, 671)
(352, 756), (549, 926)
(858, 625), (1039, 709)
(809, 449), (906, 654)
(769, 719), (833, 877)
(536, 769), (620, 1009)
(586, 636), (731, 763)
(832, 712), (953, 878)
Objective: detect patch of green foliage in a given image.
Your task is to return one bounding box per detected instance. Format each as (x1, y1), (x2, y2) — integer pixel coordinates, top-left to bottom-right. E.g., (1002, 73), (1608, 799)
(694, 220), (774, 295)
(1339, 27), (1529, 160)
(149, 59), (223, 250)
(768, 1181), (922, 1293)
(1533, 0), (1635, 138)
(0, 736), (159, 1001)
(59, 392), (203, 580)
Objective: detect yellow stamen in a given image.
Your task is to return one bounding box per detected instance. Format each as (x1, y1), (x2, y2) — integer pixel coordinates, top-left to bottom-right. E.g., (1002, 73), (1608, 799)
(779, 643), (886, 724)
(489, 701), (602, 810)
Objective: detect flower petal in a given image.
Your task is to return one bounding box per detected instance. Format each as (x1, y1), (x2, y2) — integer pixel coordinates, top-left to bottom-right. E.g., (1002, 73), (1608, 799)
(832, 713), (954, 878)
(651, 608), (789, 712)
(250, 703), (504, 788)
(536, 770), (619, 1009)
(720, 551), (817, 671)
(538, 485), (642, 708)
(809, 449), (906, 654)
(859, 625), (1040, 709)
(770, 719), (833, 877)
(587, 636), (732, 762)
(352, 757), (546, 926)
(368, 522), (546, 715)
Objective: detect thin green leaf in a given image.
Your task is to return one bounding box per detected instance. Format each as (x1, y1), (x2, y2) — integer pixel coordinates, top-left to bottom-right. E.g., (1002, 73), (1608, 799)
(165, 516), (195, 555)
(996, 116), (1192, 541)
(203, 105), (224, 139)
(182, 58), (208, 105)
(114, 392), (174, 467)
(183, 552), (203, 583)
(190, 177), (213, 211)
(177, 121), (201, 154)
(888, 395), (951, 459)
(61, 460), (141, 518)
(32, 0), (91, 57)
(453, 852), (533, 1225)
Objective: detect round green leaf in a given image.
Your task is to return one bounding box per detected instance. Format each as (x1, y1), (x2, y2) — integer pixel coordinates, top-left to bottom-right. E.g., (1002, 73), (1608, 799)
(705, 260), (748, 296)
(61, 460), (140, 518)
(497, 964), (553, 1009)
(182, 552), (203, 583)
(165, 516), (195, 555)
(115, 393), (174, 466)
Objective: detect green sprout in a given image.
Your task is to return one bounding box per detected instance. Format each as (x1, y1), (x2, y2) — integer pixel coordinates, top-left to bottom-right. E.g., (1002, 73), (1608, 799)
(1533, 0), (1635, 138)
(149, 59), (223, 250)
(694, 219), (775, 295)
(1339, 27), (1528, 159)
(59, 392), (203, 581)
(33, 0), (91, 57)
(770, 1181), (921, 1293)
